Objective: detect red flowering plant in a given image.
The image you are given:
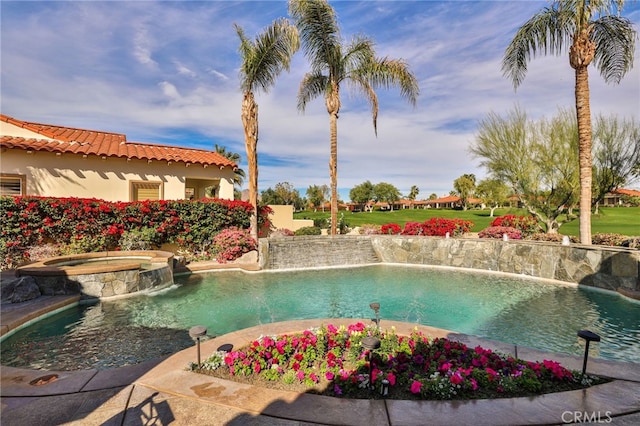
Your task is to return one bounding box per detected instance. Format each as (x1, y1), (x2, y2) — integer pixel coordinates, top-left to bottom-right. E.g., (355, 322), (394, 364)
(490, 215), (539, 236)
(400, 218), (473, 237)
(478, 226), (523, 240)
(380, 223), (402, 235)
(0, 195), (270, 269)
(194, 322), (602, 400)
(211, 227), (257, 263)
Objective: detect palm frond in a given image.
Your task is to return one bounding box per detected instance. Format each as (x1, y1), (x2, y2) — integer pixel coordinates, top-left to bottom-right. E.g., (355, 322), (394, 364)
(591, 15), (636, 84)
(297, 71), (328, 112)
(502, 6), (575, 88)
(365, 57), (420, 106)
(236, 18), (299, 94)
(289, 0), (341, 70)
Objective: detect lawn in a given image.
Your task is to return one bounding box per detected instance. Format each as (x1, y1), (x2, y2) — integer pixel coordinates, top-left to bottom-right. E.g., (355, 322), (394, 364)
(294, 206), (640, 236)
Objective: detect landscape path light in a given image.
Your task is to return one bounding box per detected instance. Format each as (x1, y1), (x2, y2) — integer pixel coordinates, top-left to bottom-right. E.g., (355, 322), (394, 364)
(577, 330), (601, 376)
(189, 325), (207, 368)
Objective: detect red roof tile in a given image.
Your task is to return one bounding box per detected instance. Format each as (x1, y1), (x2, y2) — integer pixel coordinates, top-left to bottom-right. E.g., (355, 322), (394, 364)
(612, 188), (640, 198)
(0, 114), (236, 168)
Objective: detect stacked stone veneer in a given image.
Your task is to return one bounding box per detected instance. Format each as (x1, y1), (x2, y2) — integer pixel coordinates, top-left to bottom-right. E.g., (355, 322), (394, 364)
(28, 264), (173, 299)
(261, 236), (380, 269)
(261, 236), (639, 293)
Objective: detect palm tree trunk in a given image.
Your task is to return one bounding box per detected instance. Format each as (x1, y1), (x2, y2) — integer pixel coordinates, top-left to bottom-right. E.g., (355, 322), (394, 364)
(242, 92), (259, 243)
(326, 83), (341, 236)
(575, 66), (593, 245)
(329, 112), (338, 236)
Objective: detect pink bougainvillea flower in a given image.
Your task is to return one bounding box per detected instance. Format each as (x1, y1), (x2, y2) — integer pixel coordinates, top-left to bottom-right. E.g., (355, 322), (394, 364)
(410, 380), (422, 394)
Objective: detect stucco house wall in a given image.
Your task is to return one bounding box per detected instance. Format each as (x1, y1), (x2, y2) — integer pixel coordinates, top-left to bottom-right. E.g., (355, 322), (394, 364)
(268, 205), (314, 232)
(1, 115), (236, 201)
(2, 149), (234, 201)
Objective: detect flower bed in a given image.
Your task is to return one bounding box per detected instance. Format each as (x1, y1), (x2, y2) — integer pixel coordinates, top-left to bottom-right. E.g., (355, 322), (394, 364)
(190, 322), (604, 400)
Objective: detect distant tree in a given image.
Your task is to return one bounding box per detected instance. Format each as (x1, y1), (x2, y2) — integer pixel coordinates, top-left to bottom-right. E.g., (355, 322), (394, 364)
(503, 0), (637, 244)
(476, 178), (510, 217)
(373, 182), (401, 211)
(407, 185), (419, 207)
(592, 115), (640, 213)
(453, 174), (476, 210)
(214, 144), (246, 200)
(306, 184), (329, 211)
(289, 0), (419, 234)
(429, 193), (438, 200)
(471, 106), (579, 233)
(236, 18), (299, 240)
(261, 182), (302, 208)
(350, 181), (375, 211)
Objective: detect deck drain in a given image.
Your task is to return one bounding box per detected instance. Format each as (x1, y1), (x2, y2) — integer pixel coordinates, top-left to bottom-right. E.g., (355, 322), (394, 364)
(29, 374), (59, 386)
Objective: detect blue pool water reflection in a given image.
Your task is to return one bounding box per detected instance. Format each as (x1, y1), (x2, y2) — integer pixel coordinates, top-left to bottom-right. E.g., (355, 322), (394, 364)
(2, 265), (638, 370)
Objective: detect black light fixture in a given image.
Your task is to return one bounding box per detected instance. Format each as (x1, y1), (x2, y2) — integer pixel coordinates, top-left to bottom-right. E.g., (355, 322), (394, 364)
(370, 302), (380, 328)
(361, 336), (381, 391)
(189, 325), (207, 368)
(577, 330), (601, 376)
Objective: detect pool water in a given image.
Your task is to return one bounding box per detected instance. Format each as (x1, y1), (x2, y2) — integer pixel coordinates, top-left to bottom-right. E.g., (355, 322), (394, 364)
(2, 265), (639, 370)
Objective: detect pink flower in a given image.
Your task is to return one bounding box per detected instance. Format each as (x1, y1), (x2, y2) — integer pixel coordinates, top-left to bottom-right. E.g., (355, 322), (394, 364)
(410, 380), (422, 394)
(325, 372), (335, 381)
(387, 372), (397, 386)
(296, 370), (305, 381)
(470, 378), (478, 391)
(450, 372), (463, 385)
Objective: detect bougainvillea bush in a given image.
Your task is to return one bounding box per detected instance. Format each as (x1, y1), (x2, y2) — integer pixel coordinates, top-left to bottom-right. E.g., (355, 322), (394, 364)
(0, 196), (270, 269)
(400, 218), (473, 237)
(478, 226), (523, 240)
(490, 215), (539, 236)
(211, 227), (257, 263)
(193, 323), (601, 400)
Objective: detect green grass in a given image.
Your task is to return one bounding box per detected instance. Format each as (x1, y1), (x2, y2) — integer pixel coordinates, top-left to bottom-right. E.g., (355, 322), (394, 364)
(294, 207), (640, 236)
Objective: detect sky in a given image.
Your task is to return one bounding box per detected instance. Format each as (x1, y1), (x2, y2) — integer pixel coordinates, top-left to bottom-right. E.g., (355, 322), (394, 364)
(1, 0), (639, 201)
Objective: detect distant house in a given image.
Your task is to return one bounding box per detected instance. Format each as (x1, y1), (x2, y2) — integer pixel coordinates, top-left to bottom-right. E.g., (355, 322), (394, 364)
(602, 188), (640, 206)
(0, 114), (237, 201)
(424, 195), (483, 209)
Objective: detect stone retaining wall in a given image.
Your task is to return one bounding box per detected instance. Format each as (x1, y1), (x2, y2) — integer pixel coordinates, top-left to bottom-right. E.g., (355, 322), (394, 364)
(261, 236), (639, 293)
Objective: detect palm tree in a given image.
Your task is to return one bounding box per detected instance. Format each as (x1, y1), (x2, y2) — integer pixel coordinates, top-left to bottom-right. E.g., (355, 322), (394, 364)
(236, 18), (299, 241)
(288, 0), (419, 235)
(502, 0), (636, 245)
(214, 144), (246, 199)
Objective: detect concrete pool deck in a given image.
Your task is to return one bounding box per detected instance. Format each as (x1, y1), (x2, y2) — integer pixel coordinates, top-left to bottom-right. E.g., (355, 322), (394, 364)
(2, 298), (640, 426)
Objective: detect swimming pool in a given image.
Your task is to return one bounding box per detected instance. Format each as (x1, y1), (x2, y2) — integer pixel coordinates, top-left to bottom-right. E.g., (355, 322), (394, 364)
(2, 264), (638, 370)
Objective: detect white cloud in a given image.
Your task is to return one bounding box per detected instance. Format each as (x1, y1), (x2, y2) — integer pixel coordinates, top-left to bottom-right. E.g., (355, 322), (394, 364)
(1, 0), (638, 199)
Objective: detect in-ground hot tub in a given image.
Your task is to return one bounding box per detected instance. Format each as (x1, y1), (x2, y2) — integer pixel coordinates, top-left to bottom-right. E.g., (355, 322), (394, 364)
(15, 250), (175, 299)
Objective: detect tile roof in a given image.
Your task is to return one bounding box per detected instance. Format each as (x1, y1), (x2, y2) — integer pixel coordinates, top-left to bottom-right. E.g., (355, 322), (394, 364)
(612, 188), (640, 198)
(0, 114), (236, 168)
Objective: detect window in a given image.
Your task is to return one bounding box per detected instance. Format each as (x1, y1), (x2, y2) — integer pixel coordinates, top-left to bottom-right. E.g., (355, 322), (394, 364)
(130, 181), (162, 201)
(0, 174), (25, 196)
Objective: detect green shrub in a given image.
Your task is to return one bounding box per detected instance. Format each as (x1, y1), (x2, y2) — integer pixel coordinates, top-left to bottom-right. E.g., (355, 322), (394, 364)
(294, 226), (322, 236)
